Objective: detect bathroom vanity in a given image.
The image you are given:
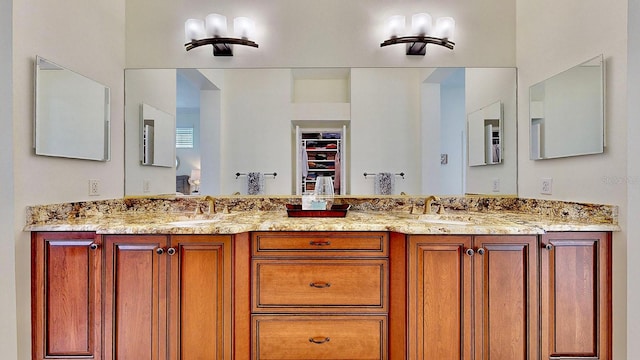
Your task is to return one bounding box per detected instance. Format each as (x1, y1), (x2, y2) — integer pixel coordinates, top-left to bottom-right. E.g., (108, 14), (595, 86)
(27, 196), (617, 360)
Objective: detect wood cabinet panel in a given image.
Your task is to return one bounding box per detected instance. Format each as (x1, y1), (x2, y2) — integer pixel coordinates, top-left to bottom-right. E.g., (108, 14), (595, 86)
(253, 259), (388, 312)
(409, 235), (537, 360)
(252, 231), (388, 257)
(31, 232), (102, 360)
(540, 232), (611, 360)
(408, 235), (472, 360)
(473, 235), (538, 360)
(169, 235), (232, 360)
(104, 235), (168, 360)
(252, 315), (387, 360)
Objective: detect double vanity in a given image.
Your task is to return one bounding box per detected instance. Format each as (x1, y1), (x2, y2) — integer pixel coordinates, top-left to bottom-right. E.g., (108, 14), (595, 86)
(26, 195), (618, 360)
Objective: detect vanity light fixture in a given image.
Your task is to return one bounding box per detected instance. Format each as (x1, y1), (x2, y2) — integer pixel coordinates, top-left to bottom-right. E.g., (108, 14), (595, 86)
(380, 13), (455, 55)
(184, 14), (258, 56)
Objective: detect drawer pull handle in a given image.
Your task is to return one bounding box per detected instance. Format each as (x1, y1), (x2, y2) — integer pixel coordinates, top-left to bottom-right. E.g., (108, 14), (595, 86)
(309, 337), (330, 344)
(309, 282), (331, 288)
(309, 240), (331, 246)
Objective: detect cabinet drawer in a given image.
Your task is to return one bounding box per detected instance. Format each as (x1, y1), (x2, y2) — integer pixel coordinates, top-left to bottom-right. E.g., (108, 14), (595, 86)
(253, 259), (388, 313)
(253, 315), (387, 360)
(252, 231), (388, 257)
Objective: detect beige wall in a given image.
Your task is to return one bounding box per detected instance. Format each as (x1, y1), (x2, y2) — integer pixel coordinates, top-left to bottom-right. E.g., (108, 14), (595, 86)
(626, 0), (640, 355)
(516, 0), (628, 357)
(125, 0), (516, 69)
(0, 0), (17, 357)
(2, 0), (636, 357)
(8, 0), (126, 357)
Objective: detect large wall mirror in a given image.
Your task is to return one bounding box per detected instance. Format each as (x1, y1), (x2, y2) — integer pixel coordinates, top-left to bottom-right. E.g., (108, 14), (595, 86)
(124, 67), (517, 197)
(529, 54), (605, 160)
(34, 56), (111, 161)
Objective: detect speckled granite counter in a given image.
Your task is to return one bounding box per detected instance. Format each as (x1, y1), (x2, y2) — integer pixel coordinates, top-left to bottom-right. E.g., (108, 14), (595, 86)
(24, 195), (620, 235)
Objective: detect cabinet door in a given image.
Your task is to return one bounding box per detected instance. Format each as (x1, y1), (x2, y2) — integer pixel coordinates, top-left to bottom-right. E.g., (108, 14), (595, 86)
(408, 235), (472, 360)
(473, 235), (538, 360)
(104, 235), (169, 360)
(169, 235), (232, 360)
(540, 232), (611, 360)
(31, 232), (102, 360)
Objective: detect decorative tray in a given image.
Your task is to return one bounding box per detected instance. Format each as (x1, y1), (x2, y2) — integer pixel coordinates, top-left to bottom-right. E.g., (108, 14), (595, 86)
(286, 204), (351, 217)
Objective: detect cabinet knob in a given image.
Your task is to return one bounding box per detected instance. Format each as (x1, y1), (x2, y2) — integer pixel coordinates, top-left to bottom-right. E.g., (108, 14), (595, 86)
(309, 337), (330, 344)
(89, 243), (99, 250)
(309, 282), (331, 288)
(465, 248), (475, 256)
(477, 247), (486, 255)
(167, 247), (177, 256)
(544, 243), (553, 250)
(309, 240), (331, 246)
(156, 248), (165, 255)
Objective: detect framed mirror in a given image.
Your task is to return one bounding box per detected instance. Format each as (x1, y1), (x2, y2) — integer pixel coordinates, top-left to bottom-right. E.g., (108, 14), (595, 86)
(529, 54), (605, 160)
(34, 56), (111, 161)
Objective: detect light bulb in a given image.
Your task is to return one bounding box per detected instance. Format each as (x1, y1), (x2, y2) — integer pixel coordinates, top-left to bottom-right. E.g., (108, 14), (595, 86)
(205, 13), (228, 37)
(386, 15), (406, 38)
(185, 19), (205, 42)
(411, 13), (433, 36)
(435, 17), (455, 39)
(234, 17), (255, 39)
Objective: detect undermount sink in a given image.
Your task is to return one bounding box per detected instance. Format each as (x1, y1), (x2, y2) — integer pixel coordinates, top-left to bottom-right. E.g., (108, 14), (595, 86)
(415, 215), (473, 226)
(394, 212), (476, 226)
(167, 213), (231, 227)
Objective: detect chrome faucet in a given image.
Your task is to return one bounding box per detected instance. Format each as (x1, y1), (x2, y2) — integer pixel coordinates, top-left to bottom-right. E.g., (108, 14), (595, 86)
(423, 195), (440, 214)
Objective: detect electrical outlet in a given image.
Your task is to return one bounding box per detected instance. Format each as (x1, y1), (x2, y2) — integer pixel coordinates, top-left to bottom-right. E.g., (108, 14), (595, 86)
(88, 179), (100, 196)
(540, 178), (553, 195)
(143, 179), (151, 193)
(492, 179), (500, 192)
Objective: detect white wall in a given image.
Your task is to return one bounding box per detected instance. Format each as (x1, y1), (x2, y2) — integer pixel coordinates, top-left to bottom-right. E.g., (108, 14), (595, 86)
(350, 68), (423, 195)
(124, 69), (177, 195)
(0, 0), (17, 357)
(125, 0), (516, 69)
(10, 0), (126, 357)
(220, 69), (292, 194)
(516, 0), (628, 357)
(439, 72), (465, 195)
(627, 0), (640, 355)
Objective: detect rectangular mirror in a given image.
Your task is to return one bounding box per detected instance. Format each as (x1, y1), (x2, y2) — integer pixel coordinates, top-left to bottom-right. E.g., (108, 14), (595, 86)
(124, 67), (517, 197)
(468, 101), (502, 166)
(34, 56), (110, 161)
(529, 54), (604, 160)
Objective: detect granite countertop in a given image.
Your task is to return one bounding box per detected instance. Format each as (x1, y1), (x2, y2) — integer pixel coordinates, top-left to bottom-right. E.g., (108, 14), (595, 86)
(24, 195), (620, 235)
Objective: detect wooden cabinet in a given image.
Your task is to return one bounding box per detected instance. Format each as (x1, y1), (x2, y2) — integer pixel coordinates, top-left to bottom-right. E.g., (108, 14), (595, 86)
(31, 232), (102, 360)
(251, 232), (389, 360)
(540, 232), (612, 360)
(408, 235), (538, 360)
(103, 234), (232, 360)
(31, 229), (613, 360)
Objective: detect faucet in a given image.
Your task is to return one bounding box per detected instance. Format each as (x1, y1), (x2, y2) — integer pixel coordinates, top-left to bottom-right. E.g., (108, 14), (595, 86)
(423, 195), (440, 214)
(195, 196), (216, 215)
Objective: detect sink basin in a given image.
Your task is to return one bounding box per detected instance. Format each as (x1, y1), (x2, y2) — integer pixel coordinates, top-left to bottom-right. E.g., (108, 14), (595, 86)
(394, 212), (476, 226)
(167, 214), (230, 227)
(416, 216), (472, 226)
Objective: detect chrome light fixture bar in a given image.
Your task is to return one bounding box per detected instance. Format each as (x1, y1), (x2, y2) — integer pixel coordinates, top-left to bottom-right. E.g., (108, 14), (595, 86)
(184, 14), (258, 56)
(380, 13), (455, 55)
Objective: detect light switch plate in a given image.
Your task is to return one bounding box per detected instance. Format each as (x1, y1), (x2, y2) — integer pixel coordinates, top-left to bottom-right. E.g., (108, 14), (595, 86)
(540, 178), (553, 195)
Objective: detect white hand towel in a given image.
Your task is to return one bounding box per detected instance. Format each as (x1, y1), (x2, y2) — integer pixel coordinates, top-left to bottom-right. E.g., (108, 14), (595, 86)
(374, 172), (394, 195)
(247, 172), (265, 195)
(301, 144), (309, 178)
